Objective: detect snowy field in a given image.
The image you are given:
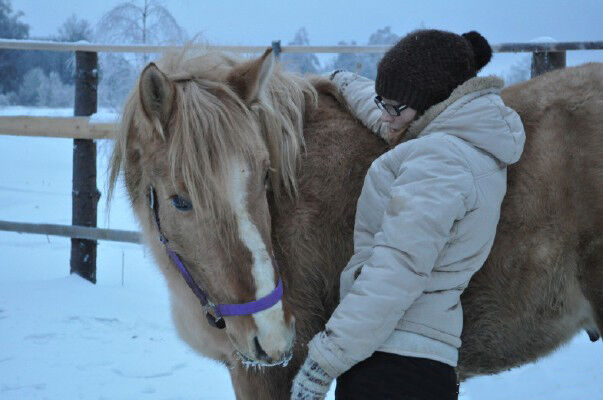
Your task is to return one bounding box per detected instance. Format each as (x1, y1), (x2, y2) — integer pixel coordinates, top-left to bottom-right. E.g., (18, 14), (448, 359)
(0, 109), (601, 399)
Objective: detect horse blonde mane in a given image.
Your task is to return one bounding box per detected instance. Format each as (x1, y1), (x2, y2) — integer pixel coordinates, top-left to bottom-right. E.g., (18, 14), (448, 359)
(108, 47), (318, 223)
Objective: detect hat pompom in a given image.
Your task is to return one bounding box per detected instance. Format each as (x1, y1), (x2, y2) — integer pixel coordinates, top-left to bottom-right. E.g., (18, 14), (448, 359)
(462, 31), (492, 71)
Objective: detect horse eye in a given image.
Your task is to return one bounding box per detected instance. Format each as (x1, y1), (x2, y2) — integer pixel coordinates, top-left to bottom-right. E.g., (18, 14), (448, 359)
(171, 195), (192, 211)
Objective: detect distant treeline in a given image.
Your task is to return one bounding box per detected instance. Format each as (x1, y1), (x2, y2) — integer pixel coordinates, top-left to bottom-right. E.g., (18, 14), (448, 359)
(0, 0), (530, 109)
(0, 1), (92, 106)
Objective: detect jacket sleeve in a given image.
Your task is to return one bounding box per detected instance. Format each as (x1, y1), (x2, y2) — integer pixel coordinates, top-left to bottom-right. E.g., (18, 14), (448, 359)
(307, 137), (475, 378)
(329, 71), (388, 140)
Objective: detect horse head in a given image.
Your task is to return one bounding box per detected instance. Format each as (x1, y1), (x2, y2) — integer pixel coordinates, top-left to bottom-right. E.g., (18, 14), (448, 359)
(110, 48), (314, 367)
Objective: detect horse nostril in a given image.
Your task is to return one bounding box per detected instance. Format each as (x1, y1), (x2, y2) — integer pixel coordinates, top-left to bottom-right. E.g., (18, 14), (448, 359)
(253, 336), (271, 362)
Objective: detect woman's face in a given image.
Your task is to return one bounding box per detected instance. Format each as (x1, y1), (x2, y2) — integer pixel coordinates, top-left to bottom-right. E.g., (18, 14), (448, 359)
(379, 99), (417, 143)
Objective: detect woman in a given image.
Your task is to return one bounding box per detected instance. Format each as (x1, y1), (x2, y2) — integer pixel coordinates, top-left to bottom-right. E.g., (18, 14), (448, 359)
(291, 29), (526, 400)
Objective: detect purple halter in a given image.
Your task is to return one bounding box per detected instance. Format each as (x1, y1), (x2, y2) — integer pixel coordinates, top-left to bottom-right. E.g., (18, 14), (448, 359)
(148, 187), (284, 329)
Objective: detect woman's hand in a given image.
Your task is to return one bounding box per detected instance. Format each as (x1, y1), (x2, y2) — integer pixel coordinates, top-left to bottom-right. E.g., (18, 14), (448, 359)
(291, 356), (334, 400)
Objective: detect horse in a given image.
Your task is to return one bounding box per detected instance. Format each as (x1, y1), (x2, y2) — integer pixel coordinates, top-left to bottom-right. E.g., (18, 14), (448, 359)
(108, 47), (603, 399)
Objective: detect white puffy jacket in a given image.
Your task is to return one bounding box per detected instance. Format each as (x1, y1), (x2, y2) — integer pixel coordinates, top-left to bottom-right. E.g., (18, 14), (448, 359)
(308, 73), (526, 377)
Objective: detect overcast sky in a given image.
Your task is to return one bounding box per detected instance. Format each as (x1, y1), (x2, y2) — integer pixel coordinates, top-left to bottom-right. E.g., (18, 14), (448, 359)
(12, 0), (603, 74)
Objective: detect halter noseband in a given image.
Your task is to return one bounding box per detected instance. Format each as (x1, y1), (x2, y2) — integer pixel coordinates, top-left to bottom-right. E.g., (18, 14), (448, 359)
(148, 187), (284, 329)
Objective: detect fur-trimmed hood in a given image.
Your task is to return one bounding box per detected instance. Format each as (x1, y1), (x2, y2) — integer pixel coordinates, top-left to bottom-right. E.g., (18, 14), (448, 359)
(405, 76), (525, 165)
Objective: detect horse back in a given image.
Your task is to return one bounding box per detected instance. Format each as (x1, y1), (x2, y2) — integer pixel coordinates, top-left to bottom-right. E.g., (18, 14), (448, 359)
(458, 63), (603, 376)
(501, 63), (603, 237)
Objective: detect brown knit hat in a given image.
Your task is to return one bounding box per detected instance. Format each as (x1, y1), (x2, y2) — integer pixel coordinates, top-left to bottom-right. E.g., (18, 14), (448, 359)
(375, 29), (492, 114)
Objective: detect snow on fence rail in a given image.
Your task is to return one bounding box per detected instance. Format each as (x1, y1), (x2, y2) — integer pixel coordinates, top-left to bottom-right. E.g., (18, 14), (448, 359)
(1, 38), (602, 54)
(1, 38), (602, 283)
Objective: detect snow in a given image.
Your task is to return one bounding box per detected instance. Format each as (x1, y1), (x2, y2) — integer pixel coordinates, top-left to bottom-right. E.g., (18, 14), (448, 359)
(529, 36), (558, 43)
(0, 275), (234, 400)
(1, 112), (602, 399)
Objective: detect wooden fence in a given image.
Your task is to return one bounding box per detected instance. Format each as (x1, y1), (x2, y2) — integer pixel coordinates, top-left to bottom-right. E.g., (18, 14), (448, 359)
(1, 39), (602, 283)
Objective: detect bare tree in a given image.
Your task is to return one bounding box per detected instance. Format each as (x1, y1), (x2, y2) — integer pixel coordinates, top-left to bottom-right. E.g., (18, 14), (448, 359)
(96, 0), (187, 66)
(58, 14), (92, 42)
(96, 0), (187, 46)
(95, 0), (187, 109)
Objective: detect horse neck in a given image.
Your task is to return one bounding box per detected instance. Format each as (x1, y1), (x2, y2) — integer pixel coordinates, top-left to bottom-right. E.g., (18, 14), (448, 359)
(269, 88), (388, 340)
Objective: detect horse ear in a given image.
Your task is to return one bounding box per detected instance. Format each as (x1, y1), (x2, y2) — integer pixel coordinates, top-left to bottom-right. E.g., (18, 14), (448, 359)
(139, 63), (175, 127)
(227, 48), (274, 103)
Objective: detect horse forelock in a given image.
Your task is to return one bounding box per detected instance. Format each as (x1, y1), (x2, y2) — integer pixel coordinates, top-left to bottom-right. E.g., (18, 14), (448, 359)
(109, 47), (317, 225)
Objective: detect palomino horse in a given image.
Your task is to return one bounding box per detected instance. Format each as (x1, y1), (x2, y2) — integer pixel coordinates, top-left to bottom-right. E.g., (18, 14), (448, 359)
(109, 48), (602, 399)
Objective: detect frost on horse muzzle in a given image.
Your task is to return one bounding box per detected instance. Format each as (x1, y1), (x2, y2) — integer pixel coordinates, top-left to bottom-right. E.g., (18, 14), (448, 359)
(148, 187), (284, 330)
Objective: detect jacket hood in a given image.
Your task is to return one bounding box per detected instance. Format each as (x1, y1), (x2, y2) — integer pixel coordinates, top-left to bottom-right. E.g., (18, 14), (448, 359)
(404, 76), (525, 165)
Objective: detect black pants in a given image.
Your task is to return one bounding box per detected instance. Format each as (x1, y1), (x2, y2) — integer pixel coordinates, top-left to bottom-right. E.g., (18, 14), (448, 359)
(335, 352), (459, 400)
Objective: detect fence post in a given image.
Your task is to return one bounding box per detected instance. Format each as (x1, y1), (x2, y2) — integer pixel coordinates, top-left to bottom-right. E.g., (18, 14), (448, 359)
(71, 51), (100, 283)
(271, 40), (281, 59)
(531, 51), (566, 77)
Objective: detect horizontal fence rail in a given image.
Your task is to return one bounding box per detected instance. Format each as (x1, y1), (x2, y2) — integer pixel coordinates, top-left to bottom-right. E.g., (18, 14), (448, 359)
(0, 116), (116, 139)
(1, 39), (602, 54)
(0, 220), (141, 244)
(1, 37), (601, 282)
(494, 41), (603, 52)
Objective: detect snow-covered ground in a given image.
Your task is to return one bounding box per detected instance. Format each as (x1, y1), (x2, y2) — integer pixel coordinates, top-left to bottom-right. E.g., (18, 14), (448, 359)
(1, 110), (601, 399)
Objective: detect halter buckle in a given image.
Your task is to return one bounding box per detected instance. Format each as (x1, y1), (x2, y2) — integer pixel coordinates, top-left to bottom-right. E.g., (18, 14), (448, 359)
(204, 301), (225, 329)
(205, 313), (226, 329)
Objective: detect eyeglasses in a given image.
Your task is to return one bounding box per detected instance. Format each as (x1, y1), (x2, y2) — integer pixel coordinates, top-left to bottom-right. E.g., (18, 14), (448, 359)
(374, 96), (408, 117)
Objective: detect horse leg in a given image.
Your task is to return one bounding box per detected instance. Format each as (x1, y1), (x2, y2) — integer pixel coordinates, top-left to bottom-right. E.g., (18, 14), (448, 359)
(578, 238), (603, 342)
(228, 365), (257, 400)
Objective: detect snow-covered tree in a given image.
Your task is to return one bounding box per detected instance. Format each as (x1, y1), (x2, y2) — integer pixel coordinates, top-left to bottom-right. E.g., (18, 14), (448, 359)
(0, 0), (27, 38)
(17, 68), (73, 107)
(58, 14), (93, 43)
(50, 15), (94, 85)
(0, 0), (29, 94)
(505, 55), (531, 86)
(328, 40), (363, 74)
(329, 26), (399, 79)
(97, 53), (138, 110)
(281, 27), (321, 74)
